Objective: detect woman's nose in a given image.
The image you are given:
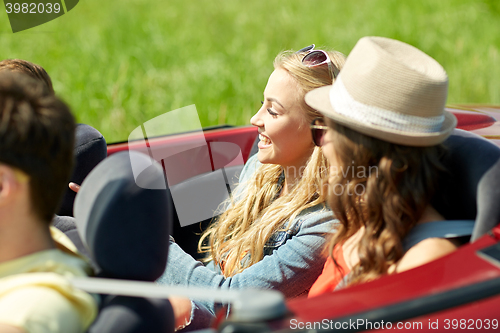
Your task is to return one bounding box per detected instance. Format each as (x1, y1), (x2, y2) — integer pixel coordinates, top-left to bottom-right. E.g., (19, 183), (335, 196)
(250, 107), (265, 127)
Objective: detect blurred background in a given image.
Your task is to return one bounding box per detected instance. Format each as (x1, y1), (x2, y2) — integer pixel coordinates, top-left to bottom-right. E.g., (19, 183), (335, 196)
(1, 0), (499, 143)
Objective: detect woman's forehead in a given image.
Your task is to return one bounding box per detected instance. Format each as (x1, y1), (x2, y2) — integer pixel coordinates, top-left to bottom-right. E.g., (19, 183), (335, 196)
(264, 69), (302, 109)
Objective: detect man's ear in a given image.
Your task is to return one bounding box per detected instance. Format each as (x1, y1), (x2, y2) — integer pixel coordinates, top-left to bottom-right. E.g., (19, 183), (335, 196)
(0, 165), (20, 206)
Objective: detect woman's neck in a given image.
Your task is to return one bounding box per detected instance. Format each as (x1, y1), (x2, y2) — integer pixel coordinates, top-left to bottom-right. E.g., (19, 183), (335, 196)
(280, 165), (304, 197)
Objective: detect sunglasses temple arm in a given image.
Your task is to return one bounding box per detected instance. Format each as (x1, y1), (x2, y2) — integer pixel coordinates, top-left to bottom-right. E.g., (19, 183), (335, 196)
(295, 44), (315, 54)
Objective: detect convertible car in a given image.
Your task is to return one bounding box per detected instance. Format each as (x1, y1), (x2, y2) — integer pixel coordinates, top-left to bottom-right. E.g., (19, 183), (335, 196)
(70, 105), (500, 332)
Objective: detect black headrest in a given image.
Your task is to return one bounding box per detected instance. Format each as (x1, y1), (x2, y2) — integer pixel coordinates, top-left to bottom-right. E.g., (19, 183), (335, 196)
(249, 133), (260, 158)
(432, 129), (500, 241)
(58, 124), (107, 216)
(74, 151), (172, 281)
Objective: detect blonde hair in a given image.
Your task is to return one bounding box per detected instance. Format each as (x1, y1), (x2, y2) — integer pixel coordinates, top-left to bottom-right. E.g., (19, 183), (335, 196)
(199, 48), (346, 276)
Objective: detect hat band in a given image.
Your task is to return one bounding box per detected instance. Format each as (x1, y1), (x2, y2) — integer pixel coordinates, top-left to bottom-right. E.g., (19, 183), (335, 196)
(329, 76), (445, 133)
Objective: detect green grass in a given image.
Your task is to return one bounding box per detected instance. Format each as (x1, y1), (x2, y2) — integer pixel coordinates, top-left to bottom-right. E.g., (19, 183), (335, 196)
(1, 0), (499, 142)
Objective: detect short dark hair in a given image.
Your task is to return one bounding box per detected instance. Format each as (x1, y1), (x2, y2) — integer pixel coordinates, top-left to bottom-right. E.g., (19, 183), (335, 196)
(0, 72), (75, 223)
(0, 59), (54, 94)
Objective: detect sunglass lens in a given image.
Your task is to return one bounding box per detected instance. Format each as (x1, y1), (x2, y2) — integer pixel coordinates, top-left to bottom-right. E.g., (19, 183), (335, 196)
(302, 51), (327, 66)
(311, 117), (326, 146)
(311, 128), (325, 146)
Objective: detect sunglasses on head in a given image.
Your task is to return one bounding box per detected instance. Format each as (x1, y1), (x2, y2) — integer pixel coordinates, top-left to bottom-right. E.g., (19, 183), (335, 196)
(310, 117), (328, 147)
(297, 44), (339, 79)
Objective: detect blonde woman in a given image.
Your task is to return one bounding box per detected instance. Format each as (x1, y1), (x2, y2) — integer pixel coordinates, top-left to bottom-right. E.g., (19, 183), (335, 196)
(158, 46), (345, 330)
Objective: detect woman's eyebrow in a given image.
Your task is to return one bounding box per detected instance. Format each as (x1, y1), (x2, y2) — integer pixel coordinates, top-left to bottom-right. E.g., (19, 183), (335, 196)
(266, 97), (286, 110)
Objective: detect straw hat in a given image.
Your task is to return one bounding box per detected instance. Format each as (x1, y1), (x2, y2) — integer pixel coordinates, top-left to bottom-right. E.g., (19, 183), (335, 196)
(305, 36), (457, 146)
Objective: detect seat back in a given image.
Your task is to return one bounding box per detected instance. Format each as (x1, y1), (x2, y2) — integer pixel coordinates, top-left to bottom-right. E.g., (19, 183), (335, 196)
(58, 123), (107, 217)
(74, 150), (171, 280)
(431, 129), (500, 241)
(74, 150), (174, 332)
(249, 132), (260, 158)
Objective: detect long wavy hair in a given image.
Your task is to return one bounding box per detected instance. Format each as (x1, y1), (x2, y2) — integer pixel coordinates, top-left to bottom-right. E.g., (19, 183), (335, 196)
(199, 48), (346, 276)
(325, 120), (446, 285)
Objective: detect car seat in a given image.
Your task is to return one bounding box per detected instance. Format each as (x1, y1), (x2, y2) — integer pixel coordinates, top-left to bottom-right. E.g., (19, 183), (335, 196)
(57, 123), (108, 217)
(431, 129), (500, 241)
(72, 150), (175, 333)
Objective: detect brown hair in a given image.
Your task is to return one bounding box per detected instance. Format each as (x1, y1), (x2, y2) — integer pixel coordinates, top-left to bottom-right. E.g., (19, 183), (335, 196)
(0, 72), (75, 223)
(198, 48), (345, 276)
(325, 119), (446, 284)
(0, 59), (54, 94)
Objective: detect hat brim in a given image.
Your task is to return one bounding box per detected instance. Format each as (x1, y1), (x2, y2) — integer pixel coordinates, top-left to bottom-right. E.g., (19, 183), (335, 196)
(305, 86), (457, 147)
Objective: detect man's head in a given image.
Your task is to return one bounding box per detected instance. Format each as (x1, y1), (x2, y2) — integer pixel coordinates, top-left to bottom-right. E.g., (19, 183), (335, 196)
(0, 59), (54, 94)
(0, 72), (75, 223)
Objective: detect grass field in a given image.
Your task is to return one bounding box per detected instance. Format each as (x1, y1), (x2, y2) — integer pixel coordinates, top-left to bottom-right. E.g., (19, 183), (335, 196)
(1, 0), (499, 142)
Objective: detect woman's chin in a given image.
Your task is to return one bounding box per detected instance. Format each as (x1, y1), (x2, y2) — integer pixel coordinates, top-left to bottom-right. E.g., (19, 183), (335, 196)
(257, 151), (275, 164)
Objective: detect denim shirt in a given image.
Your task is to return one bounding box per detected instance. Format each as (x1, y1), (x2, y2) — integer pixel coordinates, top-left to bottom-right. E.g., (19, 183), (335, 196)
(157, 155), (338, 328)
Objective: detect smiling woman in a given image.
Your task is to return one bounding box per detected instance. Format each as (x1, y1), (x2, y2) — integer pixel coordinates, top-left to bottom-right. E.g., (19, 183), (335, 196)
(251, 69), (314, 175)
(157, 46), (345, 330)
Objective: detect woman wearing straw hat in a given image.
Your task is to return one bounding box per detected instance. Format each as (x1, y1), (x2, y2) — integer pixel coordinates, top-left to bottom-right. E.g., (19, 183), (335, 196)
(159, 46), (346, 330)
(305, 36), (475, 295)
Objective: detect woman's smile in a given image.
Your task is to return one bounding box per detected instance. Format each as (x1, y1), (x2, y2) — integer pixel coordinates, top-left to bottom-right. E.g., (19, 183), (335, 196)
(258, 133), (272, 148)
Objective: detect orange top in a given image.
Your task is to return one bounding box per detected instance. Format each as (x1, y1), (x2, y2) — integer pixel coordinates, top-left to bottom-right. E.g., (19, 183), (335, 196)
(308, 245), (351, 297)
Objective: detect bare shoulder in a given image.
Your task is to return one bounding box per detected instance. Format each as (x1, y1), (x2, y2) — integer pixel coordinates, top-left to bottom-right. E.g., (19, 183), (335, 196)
(395, 237), (459, 273)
